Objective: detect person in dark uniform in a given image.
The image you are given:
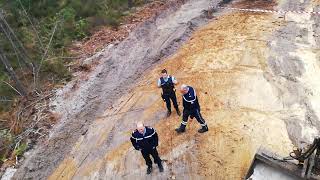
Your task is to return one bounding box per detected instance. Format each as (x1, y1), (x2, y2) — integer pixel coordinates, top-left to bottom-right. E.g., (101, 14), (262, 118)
(157, 69), (181, 117)
(130, 122), (164, 174)
(175, 84), (209, 133)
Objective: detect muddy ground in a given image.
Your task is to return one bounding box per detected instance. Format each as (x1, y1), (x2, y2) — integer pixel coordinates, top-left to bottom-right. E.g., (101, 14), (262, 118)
(7, 0), (320, 179)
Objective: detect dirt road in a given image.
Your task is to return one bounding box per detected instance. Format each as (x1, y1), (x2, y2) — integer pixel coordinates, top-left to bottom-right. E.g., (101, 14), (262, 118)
(11, 0), (320, 179)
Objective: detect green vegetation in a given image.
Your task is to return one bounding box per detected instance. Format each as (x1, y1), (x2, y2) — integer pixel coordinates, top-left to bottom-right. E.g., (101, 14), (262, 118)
(0, 0), (150, 167)
(0, 129), (27, 166)
(13, 142), (28, 157)
(0, 129), (13, 164)
(0, 0), (143, 110)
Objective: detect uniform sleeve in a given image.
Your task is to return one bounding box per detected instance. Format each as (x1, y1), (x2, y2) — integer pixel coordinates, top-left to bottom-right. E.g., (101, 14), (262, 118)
(130, 133), (140, 150)
(171, 76), (178, 84)
(182, 95), (187, 108)
(190, 88), (197, 102)
(148, 128), (158, 148)
(157, 79), (161, 87)
(154, 131), (159, 147)
(193, 89), (200, 111)
(194, 88), (200, 110)
(195, 98), (200, 110)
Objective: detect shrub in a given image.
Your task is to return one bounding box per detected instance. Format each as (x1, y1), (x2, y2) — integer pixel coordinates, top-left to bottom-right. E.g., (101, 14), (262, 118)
(75, 18), (89, 39)
(13, 142), (28, 157)
(0, 129), (14, 162)
(41, 60), (72, 82)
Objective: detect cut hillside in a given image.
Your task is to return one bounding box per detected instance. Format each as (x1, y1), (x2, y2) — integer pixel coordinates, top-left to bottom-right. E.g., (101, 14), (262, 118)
(8, 0), (320, 179)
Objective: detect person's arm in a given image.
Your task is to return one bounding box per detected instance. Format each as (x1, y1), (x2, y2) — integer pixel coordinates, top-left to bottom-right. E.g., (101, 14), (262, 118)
(154, 130), (159, 147)
(157, 79), (162, 88)
(172, 76), (178, 85)
(182, 95), (186, 109)
(130, 133), (140, 150)
(195, 98), (200, 111)
(148, 128), (158, 148)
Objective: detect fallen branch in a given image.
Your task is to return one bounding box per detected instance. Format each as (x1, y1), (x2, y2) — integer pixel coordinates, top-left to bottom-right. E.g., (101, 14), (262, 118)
(0, 99), (12, 102)
(45, 56), (86, 62)
(2, 81), (23, 96)
(18, 93), (53, 114)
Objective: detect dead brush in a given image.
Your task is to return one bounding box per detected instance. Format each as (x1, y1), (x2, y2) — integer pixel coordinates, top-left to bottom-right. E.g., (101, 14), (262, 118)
(232, 0), (277, 10)
(0, 92), (56, 169)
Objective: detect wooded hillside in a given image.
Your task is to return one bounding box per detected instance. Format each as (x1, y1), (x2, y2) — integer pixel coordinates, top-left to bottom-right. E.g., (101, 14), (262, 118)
(0, 0), (147, 168)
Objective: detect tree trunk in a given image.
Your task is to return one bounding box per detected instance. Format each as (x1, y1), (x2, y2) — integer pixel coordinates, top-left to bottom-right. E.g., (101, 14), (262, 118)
(0, 48), (27, 96)
(128, 0), (133, 8)
(0, 12), (34, 72)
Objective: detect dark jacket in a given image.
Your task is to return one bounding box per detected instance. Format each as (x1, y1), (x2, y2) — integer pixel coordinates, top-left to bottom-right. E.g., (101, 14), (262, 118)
(182, 86), (200, 111)
(159, 76), (175, 95)
(130, 126), (159, 151)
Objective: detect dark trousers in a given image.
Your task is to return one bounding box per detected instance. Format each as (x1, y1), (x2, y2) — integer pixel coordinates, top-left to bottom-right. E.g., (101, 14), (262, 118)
(163, 93), (178, 112)
(180, 109), (207, 129)
(141, 148), (162, 168)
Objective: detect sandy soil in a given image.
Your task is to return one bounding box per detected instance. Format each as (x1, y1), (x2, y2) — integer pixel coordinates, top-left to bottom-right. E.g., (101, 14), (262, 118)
(49, 4), (296, 180)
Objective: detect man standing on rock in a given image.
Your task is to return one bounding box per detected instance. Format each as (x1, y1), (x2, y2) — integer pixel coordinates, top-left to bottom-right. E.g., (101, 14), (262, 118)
(175, 84), (209, 133)
(130, 122), (164, 174)
(157, 69), (181, 117)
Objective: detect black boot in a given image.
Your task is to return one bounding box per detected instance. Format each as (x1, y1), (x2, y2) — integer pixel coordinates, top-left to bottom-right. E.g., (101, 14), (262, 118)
(175, 108), (181, 116)
(147, 166), (152, 174)
(158, 162), (164, 172)
(166, 110), (171, 117)
(198, 125), (208, 133)
(175, 126), (185, 134)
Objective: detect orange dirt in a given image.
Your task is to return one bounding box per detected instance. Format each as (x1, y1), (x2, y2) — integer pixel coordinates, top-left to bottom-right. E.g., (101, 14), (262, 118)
(311, 0), (320, 6)
(140, 12), (292, 179)
(49, 7), (295, 180)
(70, 0), (185, 58)
(232, 0), (277, 10)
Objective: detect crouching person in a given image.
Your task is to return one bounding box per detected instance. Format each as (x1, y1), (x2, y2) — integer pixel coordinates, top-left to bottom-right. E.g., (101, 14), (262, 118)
(130, 122), (164, 174)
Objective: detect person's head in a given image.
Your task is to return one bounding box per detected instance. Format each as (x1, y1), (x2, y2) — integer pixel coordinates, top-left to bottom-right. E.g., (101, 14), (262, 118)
(161, 69), (168, 78)
(180, 84), (189, 94)
(136, 121), (145, 134)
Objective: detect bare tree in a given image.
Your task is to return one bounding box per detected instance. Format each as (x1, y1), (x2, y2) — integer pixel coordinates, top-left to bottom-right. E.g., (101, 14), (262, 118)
(0, 10), (34, 72)
(35, 19), (59, 90)
(128, 0), (133, 8)
(0, 47), (27, 96)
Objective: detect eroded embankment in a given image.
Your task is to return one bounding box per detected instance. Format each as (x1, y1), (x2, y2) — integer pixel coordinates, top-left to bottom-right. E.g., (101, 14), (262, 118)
(48, 2), (304, 180)
(12, 0), (217, 179)
(270, 0), (320, 147)
(149, 10), (294, 179)
(15, 0), (320, 179)
(14, 0), (218, 179)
